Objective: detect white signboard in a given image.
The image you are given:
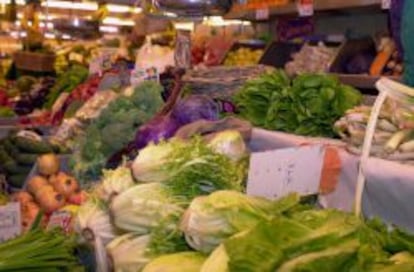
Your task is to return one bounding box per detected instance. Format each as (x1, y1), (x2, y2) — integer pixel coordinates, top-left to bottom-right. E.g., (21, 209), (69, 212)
(247, 145), (325, 199)
(0, 202), (21, 242)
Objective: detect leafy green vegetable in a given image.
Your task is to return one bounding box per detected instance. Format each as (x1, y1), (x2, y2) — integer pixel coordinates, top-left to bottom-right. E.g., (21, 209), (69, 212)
(199, 206), (414, 272)
(233, 70), (362, 137)
(142, 252), (207, 272)
(164, 137), (246, 200)
(0, 228), (78, 271)
(181, 191), (301, 253)
(71, 81), (164, 184)
(0, 106), (16, 117)
(45, 64), (88, 109)
(111, 182), (186, 234)
(132, 135), (247, 201)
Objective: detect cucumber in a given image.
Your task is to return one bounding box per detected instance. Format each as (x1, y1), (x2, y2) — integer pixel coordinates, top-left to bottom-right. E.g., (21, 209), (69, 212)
(0, 146), (13, 164)
(7, 174), (28, 188)
(15, 153), (38, 165)
(2, 160), (19, 174)
(2, 138), (19, 156)
(14, 136), (54, 153)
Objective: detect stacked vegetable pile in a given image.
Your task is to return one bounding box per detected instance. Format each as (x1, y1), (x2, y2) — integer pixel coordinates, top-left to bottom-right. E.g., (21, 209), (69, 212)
(224, 48), (264, 67)
(234, 70), (362, 137)
(335, 100), (414, 161)
(0, 130), (63, 189)
(73, 130), (414, 272)
(70, 81), (164, 184)
(45, 64), (89, 109)
(12, 153), (87, 231)
(74, 131), (248, 271)
(199, 202), (414, 272)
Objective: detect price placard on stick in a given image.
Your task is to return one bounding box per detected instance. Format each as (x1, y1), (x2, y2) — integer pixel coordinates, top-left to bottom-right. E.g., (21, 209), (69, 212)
(247, 145), (325, 199)
(0, 202), (21, 242)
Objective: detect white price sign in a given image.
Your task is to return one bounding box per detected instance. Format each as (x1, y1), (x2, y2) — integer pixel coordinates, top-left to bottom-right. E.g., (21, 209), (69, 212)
(256, 8), (270, 20)
(297, 0), (314, 16)
(382, 0), (391, 9)
(247, 145), (325, 199)
(0, 202), (21, 242)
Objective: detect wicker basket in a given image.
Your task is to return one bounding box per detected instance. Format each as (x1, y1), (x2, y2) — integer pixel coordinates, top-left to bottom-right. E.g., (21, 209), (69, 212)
(13, 51), (56, 72)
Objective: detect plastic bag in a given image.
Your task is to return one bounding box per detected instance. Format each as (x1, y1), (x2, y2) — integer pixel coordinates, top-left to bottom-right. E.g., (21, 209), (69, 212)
(135, 37), (174, 76)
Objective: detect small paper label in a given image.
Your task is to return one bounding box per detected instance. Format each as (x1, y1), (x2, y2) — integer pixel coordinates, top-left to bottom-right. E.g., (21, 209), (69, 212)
(247, 145), (325, 199)
(175, 30), (192, 69)
(89, 57), (102, 76)
(297, 0), (314, 16)
(47, 211), (73, 233)
(0, 202), (22, 242)
(101, 52), (112, 71)
(130, 67), (159, 86)
(256, 8), (269, 20)
(382, 0), (391, 9)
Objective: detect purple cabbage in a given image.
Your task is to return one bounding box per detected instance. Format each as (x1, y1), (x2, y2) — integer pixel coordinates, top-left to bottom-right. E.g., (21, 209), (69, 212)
(133, 115), (180, 150)
(171, 95), (219, 126)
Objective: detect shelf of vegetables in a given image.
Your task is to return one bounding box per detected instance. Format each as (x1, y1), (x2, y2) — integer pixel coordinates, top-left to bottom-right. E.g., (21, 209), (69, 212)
(2, 46), (414, 272)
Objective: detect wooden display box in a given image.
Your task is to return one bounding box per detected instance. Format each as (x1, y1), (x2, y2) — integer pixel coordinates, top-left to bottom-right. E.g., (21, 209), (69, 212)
(13, 51), (56, 72)
(221, 40), (267, 65)
(259, 40), (342, 69)
(329, 37), (402, 89)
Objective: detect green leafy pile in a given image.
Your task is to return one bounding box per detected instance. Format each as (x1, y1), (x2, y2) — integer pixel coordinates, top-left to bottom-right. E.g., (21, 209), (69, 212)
(45, 64), (89, 109)
(0, 228), (80, 271)
(233, 70), (362, 137)
(71, 81), (164, 184)
(132, 136), (247, 201)
(200, 204), (414, 272)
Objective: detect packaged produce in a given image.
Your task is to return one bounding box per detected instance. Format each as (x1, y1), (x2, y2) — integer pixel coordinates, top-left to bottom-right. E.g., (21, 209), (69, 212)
(233, 70), (362, 137)
(285, 42), (338, 76)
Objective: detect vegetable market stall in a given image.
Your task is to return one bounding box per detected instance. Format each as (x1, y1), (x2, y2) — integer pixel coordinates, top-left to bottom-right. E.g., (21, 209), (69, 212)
(249, 128), (414, 232)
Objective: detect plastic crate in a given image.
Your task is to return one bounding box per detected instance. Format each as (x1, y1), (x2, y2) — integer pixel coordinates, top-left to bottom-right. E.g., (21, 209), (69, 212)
(329, 38), (402, 89)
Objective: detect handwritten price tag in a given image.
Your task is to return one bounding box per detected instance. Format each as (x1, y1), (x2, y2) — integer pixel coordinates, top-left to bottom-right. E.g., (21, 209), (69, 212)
(247, 145), (325, 199)
(47, 211), (73, 233)
(382, 0), (391, 9)
(297, 0), (314, 17)
(256, 8), (269, 20)
(0, 202), (21, 242)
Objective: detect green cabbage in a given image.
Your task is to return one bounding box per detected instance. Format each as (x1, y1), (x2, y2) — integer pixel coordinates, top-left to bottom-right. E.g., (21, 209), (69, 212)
(180, 191), (301, 253)
(132, 136), (246, 201)
(201, 209), (414, 272)
(110, 183), (185, 234)
(132, 140), (181, 183)
(142, 252), (207, 272)
(96, 165), (135, 201)
(207, 130), (248, 162)
(106, 233), (152, 272)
